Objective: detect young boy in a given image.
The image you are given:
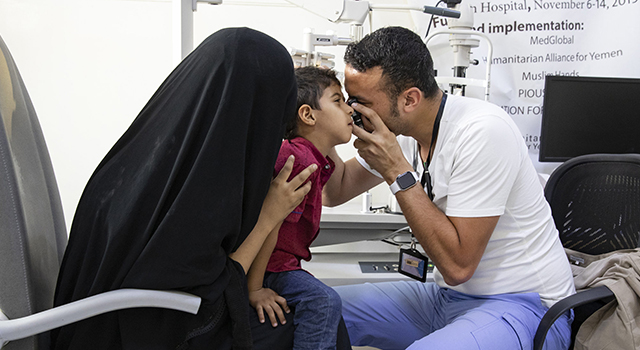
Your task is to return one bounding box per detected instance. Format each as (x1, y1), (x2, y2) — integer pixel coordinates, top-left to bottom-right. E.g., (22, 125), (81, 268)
(247, 66), (355, 350)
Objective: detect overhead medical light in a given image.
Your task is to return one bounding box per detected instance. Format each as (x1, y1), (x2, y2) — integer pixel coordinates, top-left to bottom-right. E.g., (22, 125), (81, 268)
(285, 0), (460, 24)
(424, 0), (494, 100)
(286, 1), (462, 68)
(173, 0), (489, 98)
(173, 0), (461, 67)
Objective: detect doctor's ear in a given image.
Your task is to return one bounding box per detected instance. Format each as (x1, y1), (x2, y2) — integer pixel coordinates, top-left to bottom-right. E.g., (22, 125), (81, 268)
(297, 104), (317, 126)
(401, 87), (423, 113)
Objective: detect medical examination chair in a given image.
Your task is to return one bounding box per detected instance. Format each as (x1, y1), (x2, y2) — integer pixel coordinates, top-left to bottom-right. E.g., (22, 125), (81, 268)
(0, 35), (200, 349)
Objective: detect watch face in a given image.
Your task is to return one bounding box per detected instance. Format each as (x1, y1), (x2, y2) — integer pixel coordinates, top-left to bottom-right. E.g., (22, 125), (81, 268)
(397, 172), (416, 189)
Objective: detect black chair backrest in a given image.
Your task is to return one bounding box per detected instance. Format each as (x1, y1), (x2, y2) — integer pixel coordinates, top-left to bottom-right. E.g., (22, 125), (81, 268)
(545, 153), (640, 255)
(0, 34), (68, 349)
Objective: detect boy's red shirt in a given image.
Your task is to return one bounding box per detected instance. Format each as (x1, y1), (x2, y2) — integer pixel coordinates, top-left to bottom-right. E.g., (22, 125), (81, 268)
(266, 137), (335, 273)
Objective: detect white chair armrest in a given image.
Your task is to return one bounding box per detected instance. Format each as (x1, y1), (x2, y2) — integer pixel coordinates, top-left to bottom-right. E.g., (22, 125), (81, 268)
(0, 289), (201, 346)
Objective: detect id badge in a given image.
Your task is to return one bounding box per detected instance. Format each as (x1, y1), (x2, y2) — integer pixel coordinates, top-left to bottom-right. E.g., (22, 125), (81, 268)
(398, 247), (428, 282)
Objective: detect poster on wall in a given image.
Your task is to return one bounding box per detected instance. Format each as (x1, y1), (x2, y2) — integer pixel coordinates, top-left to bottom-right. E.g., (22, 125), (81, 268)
(409, 0), (640, 174)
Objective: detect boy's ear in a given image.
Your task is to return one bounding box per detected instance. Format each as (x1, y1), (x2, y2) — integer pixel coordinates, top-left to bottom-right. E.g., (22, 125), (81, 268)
(401, 87), (422, 113)
(298, 104), (317, 126)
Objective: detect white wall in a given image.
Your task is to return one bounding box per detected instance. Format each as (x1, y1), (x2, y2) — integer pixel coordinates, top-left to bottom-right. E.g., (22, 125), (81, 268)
(0, 0), (413, 230)
(6, 0), (637, 231)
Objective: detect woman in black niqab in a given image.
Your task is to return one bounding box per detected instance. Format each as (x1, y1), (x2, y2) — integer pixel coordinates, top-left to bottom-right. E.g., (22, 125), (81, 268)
(51, 27), (308, 349)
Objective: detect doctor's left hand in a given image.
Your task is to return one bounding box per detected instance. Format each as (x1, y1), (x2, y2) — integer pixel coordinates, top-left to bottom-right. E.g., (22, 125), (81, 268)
(249, 287), (290, 327)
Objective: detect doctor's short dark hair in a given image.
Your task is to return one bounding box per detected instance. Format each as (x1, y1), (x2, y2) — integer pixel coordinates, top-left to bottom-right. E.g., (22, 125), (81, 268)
(344, 26), (440, 101)
(284, 66), (342, 140)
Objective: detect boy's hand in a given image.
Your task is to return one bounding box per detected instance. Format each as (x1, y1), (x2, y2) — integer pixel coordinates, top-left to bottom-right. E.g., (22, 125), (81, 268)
(249, 287), (290, 327)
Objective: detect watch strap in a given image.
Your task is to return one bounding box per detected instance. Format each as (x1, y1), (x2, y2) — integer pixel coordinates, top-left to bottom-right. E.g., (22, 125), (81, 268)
(390, 171), (420, 195)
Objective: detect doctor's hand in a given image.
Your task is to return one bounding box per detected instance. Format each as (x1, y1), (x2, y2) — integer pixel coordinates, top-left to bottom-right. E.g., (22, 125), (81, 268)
(351, 102), (413, 184)
(249, 287), (290, 327)
(261, 155), (316, 228)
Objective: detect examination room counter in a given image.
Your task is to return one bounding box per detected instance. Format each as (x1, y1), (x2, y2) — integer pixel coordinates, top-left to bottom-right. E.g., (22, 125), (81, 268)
(303, 201), (434, 286)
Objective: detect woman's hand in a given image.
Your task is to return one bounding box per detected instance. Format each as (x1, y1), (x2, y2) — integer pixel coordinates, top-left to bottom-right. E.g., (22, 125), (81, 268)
(229, 156), (316, 274)
(260, 155), (316, 227)
(249, 287), (290, 327)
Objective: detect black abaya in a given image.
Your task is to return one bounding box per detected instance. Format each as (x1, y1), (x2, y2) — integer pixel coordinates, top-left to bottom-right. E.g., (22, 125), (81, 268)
(51, 27), (298, 349)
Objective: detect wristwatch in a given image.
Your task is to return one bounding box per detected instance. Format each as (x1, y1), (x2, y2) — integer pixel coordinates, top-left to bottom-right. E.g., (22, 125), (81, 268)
(389, 171), (420, 195)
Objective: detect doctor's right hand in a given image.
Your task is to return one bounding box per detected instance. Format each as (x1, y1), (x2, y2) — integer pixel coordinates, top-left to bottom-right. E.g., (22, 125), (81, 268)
(249, 287), (290, 327)
(350, 102), (412, 184)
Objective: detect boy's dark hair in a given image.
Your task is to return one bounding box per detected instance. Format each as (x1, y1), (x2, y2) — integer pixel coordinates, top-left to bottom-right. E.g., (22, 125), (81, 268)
(284, 66), (341, 140)
(344, 26), (439, 102)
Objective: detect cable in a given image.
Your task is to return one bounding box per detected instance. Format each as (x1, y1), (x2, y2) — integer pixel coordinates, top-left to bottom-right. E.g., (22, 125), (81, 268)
(424, 0), (444, 39)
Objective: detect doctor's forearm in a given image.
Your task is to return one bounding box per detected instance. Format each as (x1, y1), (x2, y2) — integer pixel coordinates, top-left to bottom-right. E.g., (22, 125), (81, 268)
(323, 154), (383, 206)
(394, 186), (481, 286)
(322, 148), (348, 206)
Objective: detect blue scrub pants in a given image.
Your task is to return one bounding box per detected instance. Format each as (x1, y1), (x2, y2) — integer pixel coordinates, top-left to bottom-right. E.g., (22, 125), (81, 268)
(333, 281), (573, 350)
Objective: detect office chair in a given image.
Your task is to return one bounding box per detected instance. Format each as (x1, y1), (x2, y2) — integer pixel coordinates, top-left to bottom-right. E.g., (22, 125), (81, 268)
(0, 35), (200, 349)
(533, 153), (640, 350)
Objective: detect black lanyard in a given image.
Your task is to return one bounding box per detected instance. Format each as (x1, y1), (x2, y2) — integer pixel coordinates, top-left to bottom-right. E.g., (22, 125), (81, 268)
(421, 92), (447, 201)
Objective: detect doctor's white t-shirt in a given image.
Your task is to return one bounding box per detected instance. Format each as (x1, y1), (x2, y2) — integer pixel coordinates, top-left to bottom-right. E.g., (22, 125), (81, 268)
(356, 94), (574, 308)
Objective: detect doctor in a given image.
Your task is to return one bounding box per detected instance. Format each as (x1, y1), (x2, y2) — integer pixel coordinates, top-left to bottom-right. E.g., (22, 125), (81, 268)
(324, 26), (575, 350)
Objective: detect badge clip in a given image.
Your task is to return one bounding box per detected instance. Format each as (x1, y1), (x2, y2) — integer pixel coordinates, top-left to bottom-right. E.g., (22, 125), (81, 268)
(398, 236), (429, 282)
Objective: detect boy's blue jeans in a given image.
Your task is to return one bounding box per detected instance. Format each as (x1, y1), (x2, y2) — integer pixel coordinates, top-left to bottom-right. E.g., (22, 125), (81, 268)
(334, 281), (573, 350)
(264, 270), (342, 350)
